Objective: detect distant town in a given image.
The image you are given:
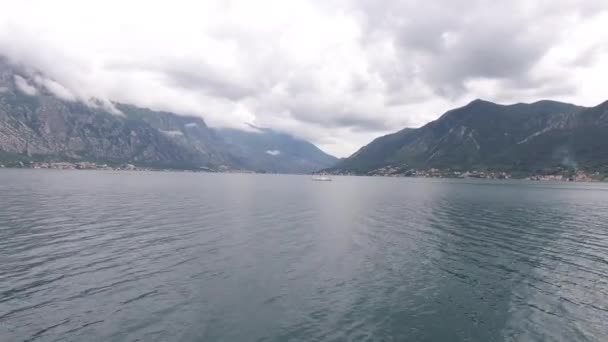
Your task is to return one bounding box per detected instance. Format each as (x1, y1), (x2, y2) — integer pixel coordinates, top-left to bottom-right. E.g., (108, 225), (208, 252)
(0, 161), (256, 173)
(1, 160), (605, 182)
(327, 165), (605, 182)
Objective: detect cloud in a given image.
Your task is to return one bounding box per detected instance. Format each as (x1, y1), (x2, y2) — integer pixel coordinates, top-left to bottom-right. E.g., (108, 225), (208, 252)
(266, 150), (281, 156)
(13, 75), (37, 96)
(160, 130), (184, 137)
(106, 57), (259, 101)
(33, 75), (77, 101)
(354, 0), (607, 98)
(0, 0), (607, 157)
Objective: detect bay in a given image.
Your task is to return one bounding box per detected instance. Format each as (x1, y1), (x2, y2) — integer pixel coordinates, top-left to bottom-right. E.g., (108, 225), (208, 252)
(1, 170), (608, 341)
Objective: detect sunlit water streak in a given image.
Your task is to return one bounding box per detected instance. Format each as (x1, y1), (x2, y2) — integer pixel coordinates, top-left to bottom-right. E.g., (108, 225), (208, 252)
(1, 170), (608, 341)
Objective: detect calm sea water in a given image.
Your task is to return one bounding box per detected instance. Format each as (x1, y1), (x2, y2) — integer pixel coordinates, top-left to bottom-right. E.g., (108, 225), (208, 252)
(1, 170), (608, 342)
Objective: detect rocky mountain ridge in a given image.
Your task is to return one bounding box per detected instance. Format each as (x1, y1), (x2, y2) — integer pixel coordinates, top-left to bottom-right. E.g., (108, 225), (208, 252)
(0, 57), (338, 173)
(330, 99), (608, 175)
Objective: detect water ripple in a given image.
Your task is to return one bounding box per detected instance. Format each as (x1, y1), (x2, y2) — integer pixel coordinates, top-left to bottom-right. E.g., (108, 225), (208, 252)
(1, 171), (608, 341)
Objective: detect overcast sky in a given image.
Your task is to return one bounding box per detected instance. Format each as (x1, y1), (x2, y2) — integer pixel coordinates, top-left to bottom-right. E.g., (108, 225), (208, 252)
(1, 0), (607, 157)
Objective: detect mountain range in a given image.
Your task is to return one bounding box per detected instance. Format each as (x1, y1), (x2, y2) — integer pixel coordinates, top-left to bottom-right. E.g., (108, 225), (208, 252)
(330, 99), (608, 175)
(3, 55), (608, 176)
(0, 57), (337, 173)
